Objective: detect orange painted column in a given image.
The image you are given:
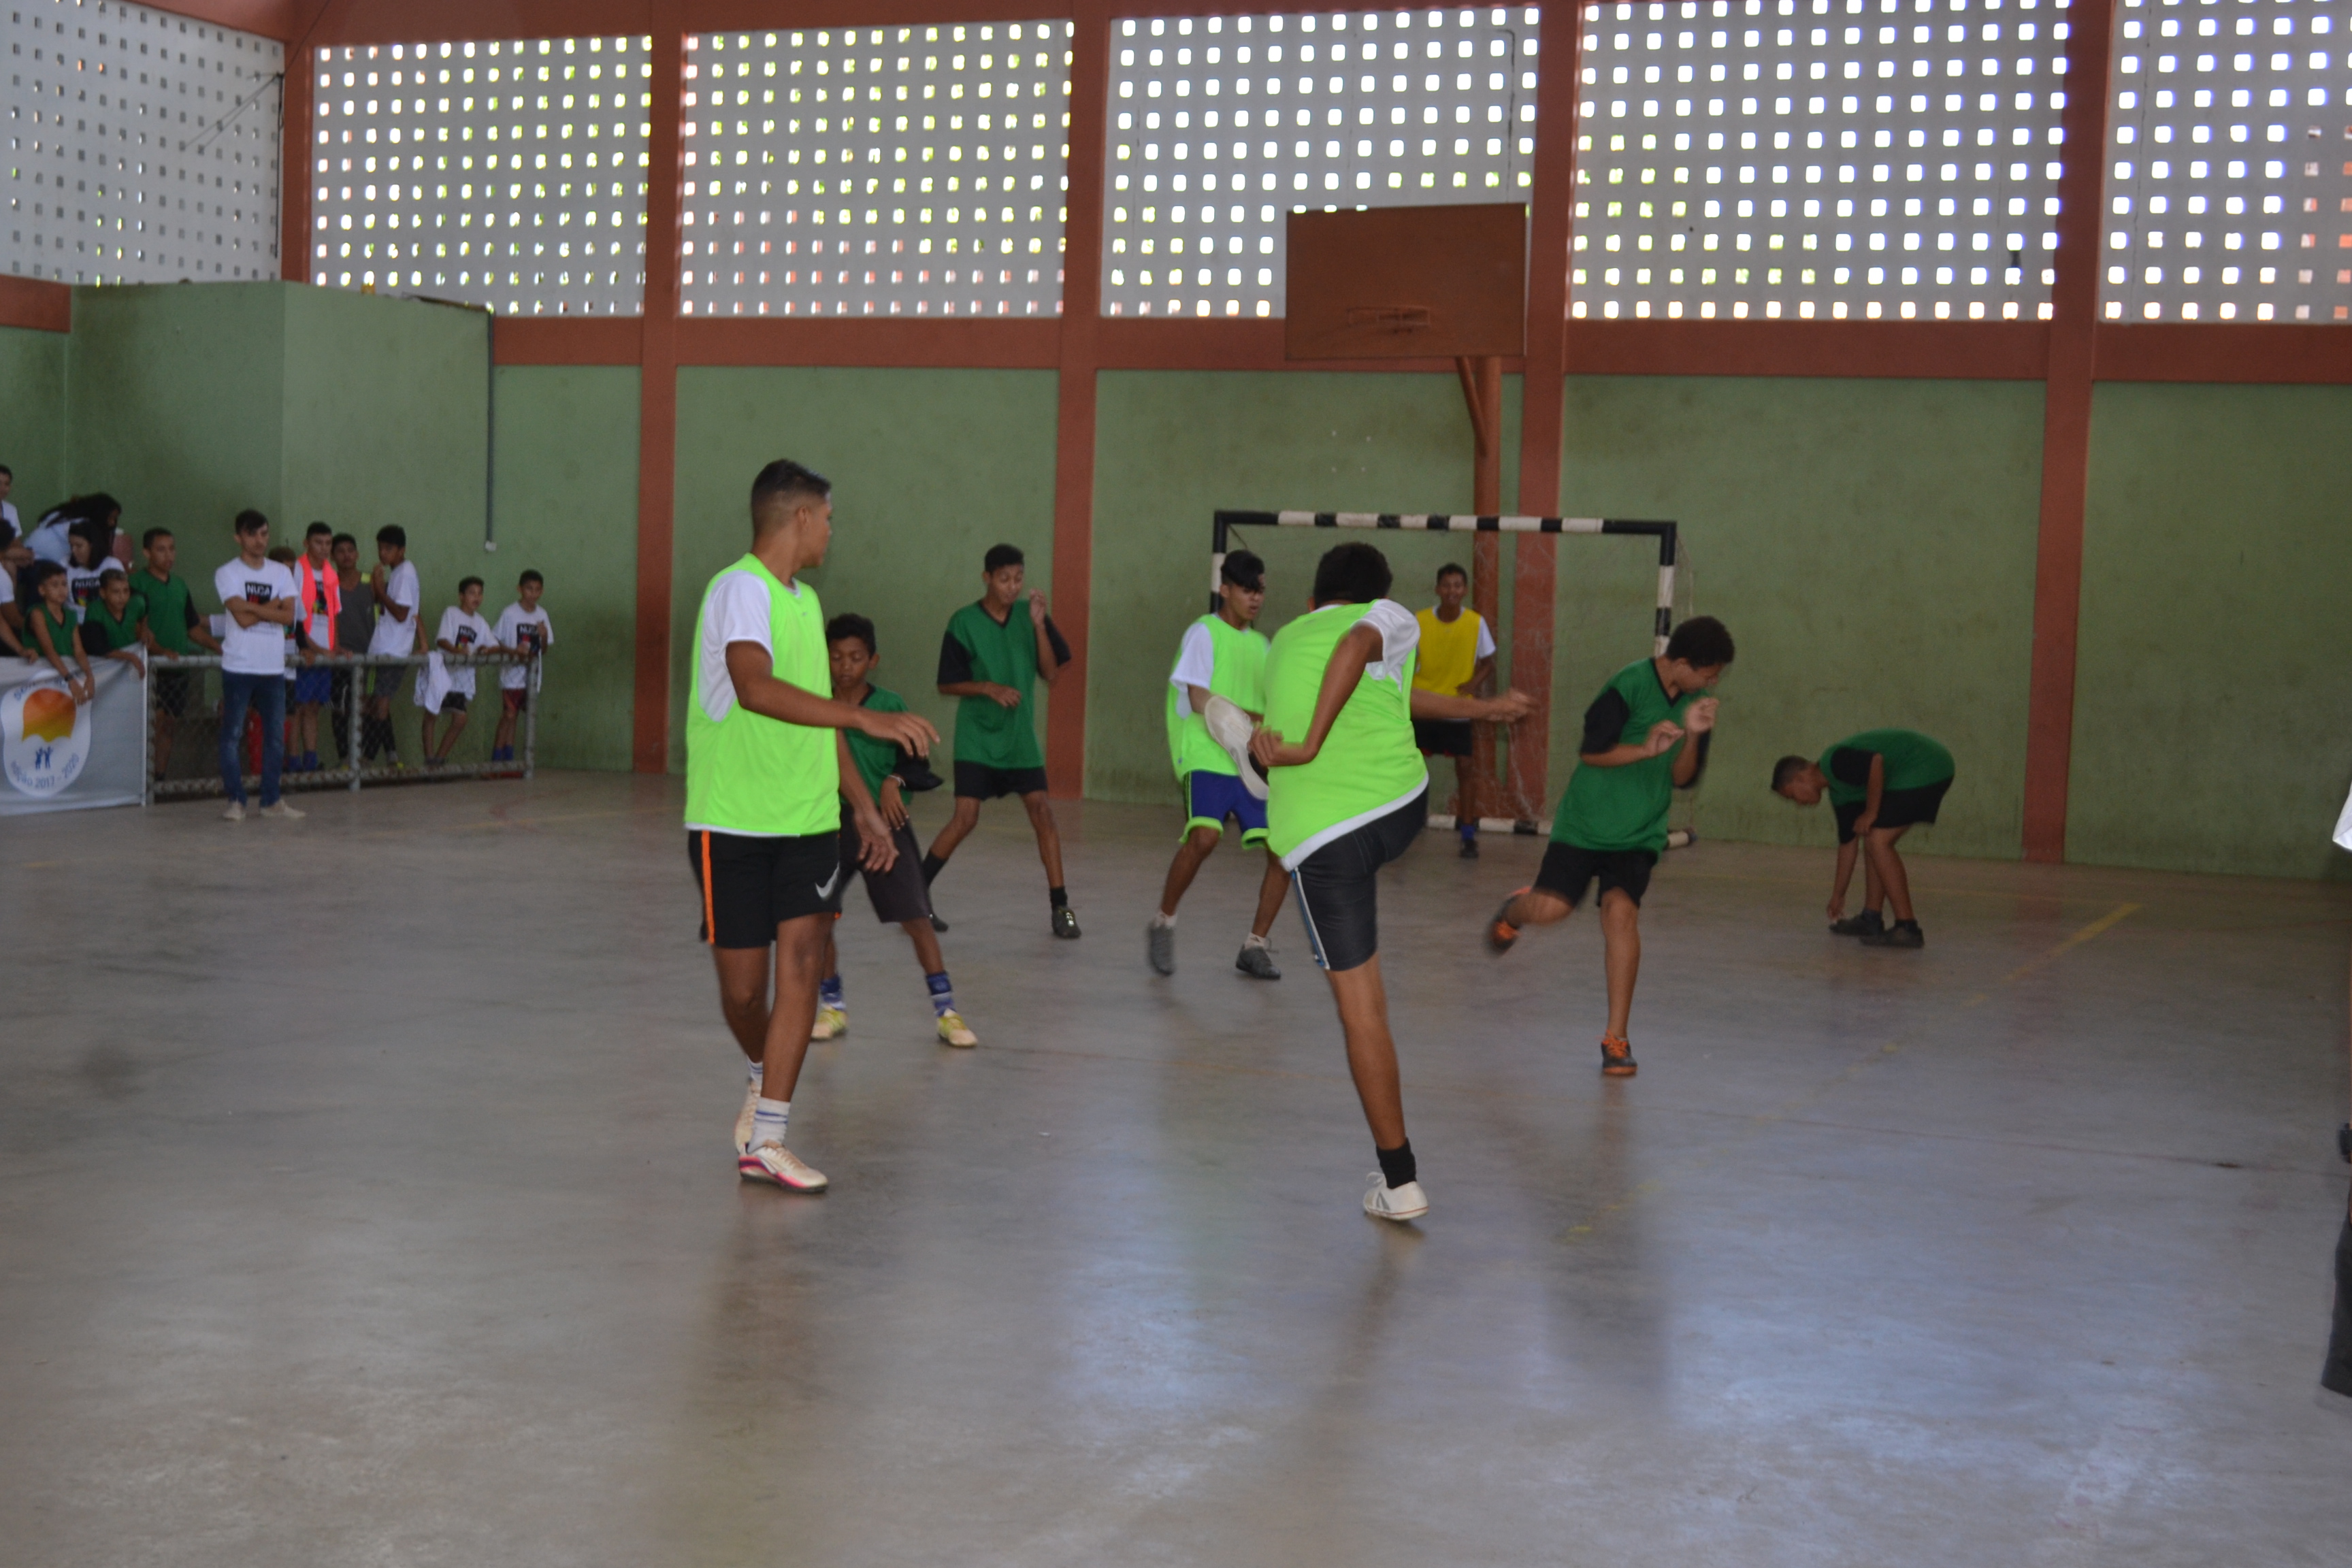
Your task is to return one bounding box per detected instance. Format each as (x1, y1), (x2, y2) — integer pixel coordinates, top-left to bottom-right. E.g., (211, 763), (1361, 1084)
(632, 9), (686, 774)
(1507, 11), (1586, 823)
(1045, 4), (1111, 800)
(279, 37), (313, 281)
(2021, 0), (2117, 861)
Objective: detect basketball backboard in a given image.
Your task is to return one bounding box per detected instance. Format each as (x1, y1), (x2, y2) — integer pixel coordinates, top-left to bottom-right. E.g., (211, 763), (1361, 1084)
(1283, 203), (1526, 361)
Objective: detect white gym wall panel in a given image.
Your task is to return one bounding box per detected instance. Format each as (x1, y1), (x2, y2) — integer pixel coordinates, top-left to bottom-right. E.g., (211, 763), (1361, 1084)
(1100, 8), (1542, 318)
(309, 33), (653, 316)
(3, 0), (283, 286)
(681, 20), (1073, 319)
(2101, 0), (2350, 323)
(1571, 0), (2071, 323)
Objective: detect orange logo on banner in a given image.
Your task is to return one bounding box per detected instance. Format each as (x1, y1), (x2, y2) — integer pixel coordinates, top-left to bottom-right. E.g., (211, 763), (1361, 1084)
(20, 687), (77, 744)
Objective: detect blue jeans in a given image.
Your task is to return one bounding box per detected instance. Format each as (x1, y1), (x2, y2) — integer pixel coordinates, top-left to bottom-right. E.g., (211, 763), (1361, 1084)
(218, 671), (286, 806)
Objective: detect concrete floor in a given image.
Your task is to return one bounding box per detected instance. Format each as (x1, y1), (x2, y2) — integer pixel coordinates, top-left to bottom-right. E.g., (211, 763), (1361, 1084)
(3, 772), (2347, 1567)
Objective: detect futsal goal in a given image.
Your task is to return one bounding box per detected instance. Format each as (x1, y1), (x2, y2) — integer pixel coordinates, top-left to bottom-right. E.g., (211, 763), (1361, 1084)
(1210, 509), (1688, 839)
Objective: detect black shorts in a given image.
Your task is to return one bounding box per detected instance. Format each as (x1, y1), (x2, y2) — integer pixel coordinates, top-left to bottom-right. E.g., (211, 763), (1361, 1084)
(436, 691), (469, 713)
(954, 760), (1049, 800)
(1289, 789), (1429, 974)
(152, 668), (193, 717)
(370, 664), (406, 700)
(1536, 841), (1658, 909)
(1834, 775), (1953, 844)
(687, 829), (845, 947)
(1411, 717), (1474, 757)
(840, 813), (933, 926)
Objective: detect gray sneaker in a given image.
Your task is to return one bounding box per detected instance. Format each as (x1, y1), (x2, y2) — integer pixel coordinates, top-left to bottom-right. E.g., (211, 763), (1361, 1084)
(1234, 938), (1281, 980)
(1147, 920), (1175, 974)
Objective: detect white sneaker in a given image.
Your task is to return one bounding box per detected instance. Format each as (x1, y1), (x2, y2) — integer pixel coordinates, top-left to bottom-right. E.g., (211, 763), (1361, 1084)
(936, 1009), (978, 1048)
(1362, 1173), (1429, 1222)
(1201, 695), (1269, 800)
(733, 1080), (762, 1154)
(738, 1141), (828, 1192)
(810, 1006), (847, 1041)
(259, 800), (306, 820)
(221, 801), (246, 821)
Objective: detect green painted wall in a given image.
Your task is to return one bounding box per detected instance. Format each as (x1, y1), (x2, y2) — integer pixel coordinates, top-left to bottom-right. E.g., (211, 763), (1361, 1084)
(1088, 369), (1522, 805)
(0, 324), (69, 525)
(2071, 382), (2352, 880)
(669, 366), (1060, 770)
(65, 283), (288, 546)
(488, 365), (641, 772)
(1555, 376), (2046, 860)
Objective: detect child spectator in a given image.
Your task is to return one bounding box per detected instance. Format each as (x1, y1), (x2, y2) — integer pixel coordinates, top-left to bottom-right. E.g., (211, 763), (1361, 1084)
(925, 542), (1079, 938)
(130, 527), (222, 782)
(214, 512), (304, 821)
(19, 561), (93, 704)
(289, 522), (341, 772)
(79, 566), (147, 679)
(328, 533), (373, 764)
(490, 568), (551, 764)
(421, 576), (497, 769)
(811, 612), (977, 1047)
(363, 525), (421, 767)
(1411, 561), (1499, 859)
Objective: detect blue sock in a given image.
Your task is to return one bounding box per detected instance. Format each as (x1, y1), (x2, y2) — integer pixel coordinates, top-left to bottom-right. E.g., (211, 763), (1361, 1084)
(1459, 819), (1477, 839)
(819, 975), (845, 1011)
(926, 971), (954, 1017)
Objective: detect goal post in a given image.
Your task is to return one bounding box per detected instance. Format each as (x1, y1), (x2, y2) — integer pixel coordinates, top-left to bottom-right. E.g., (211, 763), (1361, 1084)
(1209, 509), (1684, 834)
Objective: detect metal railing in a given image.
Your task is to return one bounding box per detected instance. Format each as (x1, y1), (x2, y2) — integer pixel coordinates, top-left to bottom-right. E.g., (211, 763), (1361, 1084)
(141, 652), (538, 804)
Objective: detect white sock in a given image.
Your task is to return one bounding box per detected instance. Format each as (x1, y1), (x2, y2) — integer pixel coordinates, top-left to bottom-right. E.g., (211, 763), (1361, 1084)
(1243, 932), (1271, 949)
(750, 1097), (790, 1149)
(747, 1059), (764, 1088)
(1152, 911), (1176, 928)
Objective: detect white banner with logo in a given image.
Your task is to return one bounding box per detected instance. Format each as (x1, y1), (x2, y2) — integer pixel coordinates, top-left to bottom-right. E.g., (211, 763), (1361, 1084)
(0, 659), (147, 814)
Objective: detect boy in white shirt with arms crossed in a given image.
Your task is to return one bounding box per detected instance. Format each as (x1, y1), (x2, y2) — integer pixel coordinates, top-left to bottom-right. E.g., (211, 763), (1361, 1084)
(491, 569), (551, 764)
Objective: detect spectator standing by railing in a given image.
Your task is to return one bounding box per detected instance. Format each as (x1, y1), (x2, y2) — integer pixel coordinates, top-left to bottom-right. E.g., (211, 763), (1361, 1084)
(80, 568), (148, 682)
(131, 527), (222, 783)
(20, 561), (93, 704)
(0, 463), (20, 549)
(291, 523), (341, 773)
(213, 512), (304, 823)
(363, 525), (421, 768)
(329, 532), (374, 766)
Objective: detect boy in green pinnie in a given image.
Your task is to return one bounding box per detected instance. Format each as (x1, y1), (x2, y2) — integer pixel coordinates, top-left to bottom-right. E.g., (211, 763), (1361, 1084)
(810, 613), (978, 1049)
(1771, 728), (1955, 949)
(78, 567), (149, 680)
(1486, 617), (1737, 1079)
(1148, 548), (1288, 981)
(924, 543), (1079, 938)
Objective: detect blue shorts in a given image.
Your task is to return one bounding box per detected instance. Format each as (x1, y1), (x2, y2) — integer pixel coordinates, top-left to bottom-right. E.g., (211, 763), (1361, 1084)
(1183, 770), (1269, 846)
(293, 668), (333, 706)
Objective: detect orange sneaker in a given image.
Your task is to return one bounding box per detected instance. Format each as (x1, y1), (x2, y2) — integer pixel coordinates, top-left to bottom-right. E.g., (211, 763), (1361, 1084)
(1487, 889), (1529, 954)
(1599, 1034), (1638, 1077)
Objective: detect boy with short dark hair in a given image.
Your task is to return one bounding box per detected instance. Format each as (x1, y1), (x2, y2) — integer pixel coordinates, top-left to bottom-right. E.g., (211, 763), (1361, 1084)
(290, 522), (341, 773)
(328, 533), (373, 765)
(20, 561), (95, 705)
(1486, 615), (1737, 1078)
(1771, 729), (1955, 949)
(1149, 547), (1288, 980)
(1412, 561), (1499, 859)
(814, 612), (978, 1048)
(78, 566), (147, 679)
(1248, 542), (1534, 1222)
(491, 569), (551, 765)
(214, 510), (305, 821)
(130, 527), (220, 781)
(924, 542), (1080, 938)
(421, 576), (497, 768)
(364, 525), (421, 767)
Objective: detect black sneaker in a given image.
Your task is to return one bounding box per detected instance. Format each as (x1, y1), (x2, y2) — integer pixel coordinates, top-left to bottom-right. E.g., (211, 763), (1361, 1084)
(1859, 921), (1924, 949)
(1458, 834), (1479, 860)
(928, 913), (950, 933)
(1829, 909), (1885, 937)
(1052, 905), (1081, 939)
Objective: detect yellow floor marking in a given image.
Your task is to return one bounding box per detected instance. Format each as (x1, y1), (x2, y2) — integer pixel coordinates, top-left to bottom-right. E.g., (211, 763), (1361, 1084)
(1561, 901), (2142, 1243)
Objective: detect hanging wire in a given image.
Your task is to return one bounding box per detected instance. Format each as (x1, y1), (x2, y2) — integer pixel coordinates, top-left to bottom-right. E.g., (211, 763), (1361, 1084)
(186, 72), (284, 157)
